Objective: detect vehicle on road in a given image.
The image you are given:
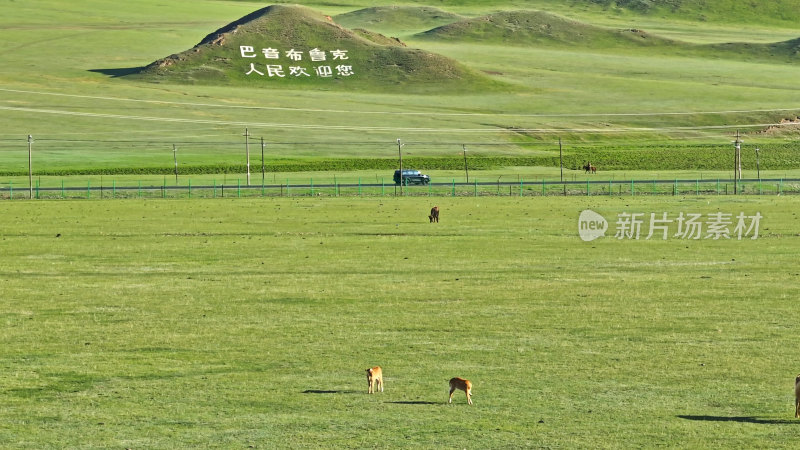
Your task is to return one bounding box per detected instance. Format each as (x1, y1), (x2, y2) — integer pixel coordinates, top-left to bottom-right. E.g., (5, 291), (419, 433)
(393, 169), (430, 185)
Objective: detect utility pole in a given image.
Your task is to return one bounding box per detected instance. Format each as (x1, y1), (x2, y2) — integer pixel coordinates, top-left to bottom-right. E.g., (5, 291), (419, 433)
(755, 147), (760, 180)
(261, 137), (266, 186)
(733, 130), (742, 194)
(397, 138), (404, 196)
(244, 128), (251, 186)
(27, 134), (33, 199)
(172, 144), (178, 183)
(462, 144), (469, 183)
(559, 137), (565, 196)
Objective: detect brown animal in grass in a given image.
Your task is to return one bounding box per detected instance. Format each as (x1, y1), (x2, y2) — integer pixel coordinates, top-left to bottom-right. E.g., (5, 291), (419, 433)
(795, 374), (800, 418)
(366, 366), (383, 394)
(429, 206), (440, 223)
(449, 377), (472, 405)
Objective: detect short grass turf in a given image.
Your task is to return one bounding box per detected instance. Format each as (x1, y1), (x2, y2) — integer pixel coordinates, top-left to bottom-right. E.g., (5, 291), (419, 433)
(1, 196), (800, 448)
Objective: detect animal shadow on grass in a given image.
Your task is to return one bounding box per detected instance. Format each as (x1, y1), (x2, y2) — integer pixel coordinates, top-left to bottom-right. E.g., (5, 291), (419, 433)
(302, 389), (359, 394)
(678, 415), (798, 425)
(387, 401), (439, 405)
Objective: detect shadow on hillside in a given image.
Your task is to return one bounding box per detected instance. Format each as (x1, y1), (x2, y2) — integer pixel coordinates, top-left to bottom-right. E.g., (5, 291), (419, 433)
(678, 415), (798, 425)
(89, 67), (144, 78)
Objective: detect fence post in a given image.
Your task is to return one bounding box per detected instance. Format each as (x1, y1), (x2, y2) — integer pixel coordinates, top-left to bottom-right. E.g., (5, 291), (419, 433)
(519, 178), (523, 197)
(310, 178), (314, 196)
(188, 179), (192, 198)
(586, 180), (590, 196)
(213, 179), (217, 198)
(652, 180), (656, 195)
(696, 179), (699, 196)
(286, 178), (290, 197)
(673, 179), (677, 196)
(451, 179), (456, 197)
(138, 180), (142, 198)
(474, 178), (478, 197)
(237, 178), (241, 198)
(542, 180), (546, 196)
(630, 180), (634, 196)
(113, 180), (116, 198)
(88, 180), (91, 199)
(62, 179), (65, 199)
(779, 178), (783, 195)
(716, 179), (719, 195)
(9, 181), (12, 200)
(381, 178), (385, 197)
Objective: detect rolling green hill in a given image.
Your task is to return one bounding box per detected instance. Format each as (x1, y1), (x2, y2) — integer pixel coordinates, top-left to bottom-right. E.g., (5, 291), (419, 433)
(415, 10), (678, 48)
(334, 6), (464, 32)
(131, 4), (505, 93)
(288, 0), (800, 27)
(413, 10), (800, 63)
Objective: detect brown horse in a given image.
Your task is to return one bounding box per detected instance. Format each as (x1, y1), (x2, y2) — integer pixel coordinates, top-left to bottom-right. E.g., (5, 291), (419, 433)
(429, 206), (440, 223)
(583, 162), (597, 174)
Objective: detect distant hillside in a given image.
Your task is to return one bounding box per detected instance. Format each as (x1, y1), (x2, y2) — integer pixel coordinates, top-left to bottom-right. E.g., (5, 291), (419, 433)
(358, 0), (800, 26)
(131, 5), (505, 93)
(569, 0), (800, 25)
(416, 10), (678, 48)
(414, 9), (800, 62)
(335, 6), (464, 31)
(708, 37), (800, 61)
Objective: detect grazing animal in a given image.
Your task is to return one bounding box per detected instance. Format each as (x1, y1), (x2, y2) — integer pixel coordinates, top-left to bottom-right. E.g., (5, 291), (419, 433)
(429, 206), (440, 223)
(366, 366), (383, 394)
(795, 374), (800, 418)
(583, 162), (597, 174)
(448, 377), (473, 405)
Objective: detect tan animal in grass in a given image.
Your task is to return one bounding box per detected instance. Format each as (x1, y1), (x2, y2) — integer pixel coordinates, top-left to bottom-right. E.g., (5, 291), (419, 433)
(429, 206), (440, 223)
(448, 377), (473, 405)
(795, 374), (800, 418)
(366, 366), (383, 394)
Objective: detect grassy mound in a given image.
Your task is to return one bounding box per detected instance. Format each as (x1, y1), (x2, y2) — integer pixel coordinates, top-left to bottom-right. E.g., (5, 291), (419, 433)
(334, 6), (464, 31)
(130, 4), (505, 93)
(415, 10), (679, 48)
(706, 37), (800, 62)
(415, 9), (800, 62)
(528, 0), (800, 26)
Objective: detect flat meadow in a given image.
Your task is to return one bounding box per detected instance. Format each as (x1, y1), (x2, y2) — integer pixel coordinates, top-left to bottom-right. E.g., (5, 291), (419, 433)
(2, 0), (800, 447)
(2, 195), (800, 448)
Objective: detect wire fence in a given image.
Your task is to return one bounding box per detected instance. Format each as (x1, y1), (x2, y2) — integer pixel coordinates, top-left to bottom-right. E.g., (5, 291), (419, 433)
(2, 178), (799, 200)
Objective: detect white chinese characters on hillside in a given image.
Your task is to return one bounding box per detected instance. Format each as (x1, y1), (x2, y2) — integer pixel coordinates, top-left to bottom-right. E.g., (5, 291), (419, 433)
(240, 46), (354, 79)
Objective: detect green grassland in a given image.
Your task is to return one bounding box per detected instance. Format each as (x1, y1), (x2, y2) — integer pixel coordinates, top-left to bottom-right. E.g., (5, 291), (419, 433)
(2, 196), (800, 447)
(4, 2), (800, 448)
(0, 0), (798, 177)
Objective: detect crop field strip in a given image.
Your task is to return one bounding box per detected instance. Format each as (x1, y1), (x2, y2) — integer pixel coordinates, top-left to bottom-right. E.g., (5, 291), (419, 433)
(2, 177), (800, 200)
